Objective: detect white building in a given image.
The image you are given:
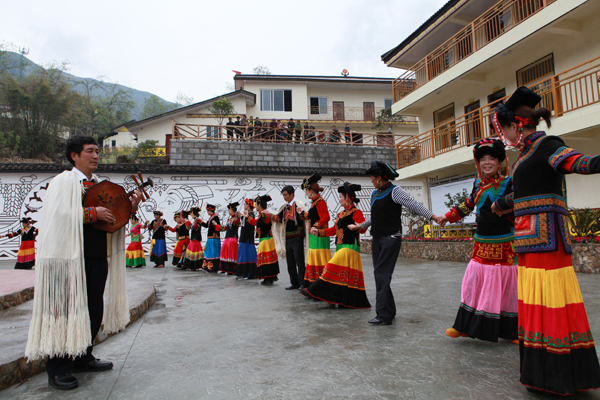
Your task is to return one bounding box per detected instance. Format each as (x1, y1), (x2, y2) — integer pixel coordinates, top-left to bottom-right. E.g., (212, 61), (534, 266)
(383, 0), (600, 215)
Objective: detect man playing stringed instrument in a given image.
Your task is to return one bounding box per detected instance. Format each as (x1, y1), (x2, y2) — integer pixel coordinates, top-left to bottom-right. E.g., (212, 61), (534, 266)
(25, 135), (142, 390)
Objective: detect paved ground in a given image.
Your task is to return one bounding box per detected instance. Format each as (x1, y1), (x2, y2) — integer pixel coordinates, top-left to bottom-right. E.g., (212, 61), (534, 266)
(2, 255), (600, 399)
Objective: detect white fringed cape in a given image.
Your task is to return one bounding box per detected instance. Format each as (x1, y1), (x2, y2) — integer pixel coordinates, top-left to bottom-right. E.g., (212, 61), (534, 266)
(25, 171), (129, 361)
(271, 200), (310, 261)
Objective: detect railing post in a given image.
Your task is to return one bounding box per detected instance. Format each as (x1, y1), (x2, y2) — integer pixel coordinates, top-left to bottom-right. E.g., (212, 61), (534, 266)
(430, 130), (435, 158)
(550, 75), (563, 117)
(471, 20), (477, 52)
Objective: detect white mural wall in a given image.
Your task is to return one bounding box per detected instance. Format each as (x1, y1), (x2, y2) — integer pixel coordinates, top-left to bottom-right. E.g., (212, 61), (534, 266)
(0, 171), (425, 260)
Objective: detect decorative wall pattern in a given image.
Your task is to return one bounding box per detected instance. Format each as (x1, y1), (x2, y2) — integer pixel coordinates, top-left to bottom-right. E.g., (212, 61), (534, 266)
(0, 172), (424, 260)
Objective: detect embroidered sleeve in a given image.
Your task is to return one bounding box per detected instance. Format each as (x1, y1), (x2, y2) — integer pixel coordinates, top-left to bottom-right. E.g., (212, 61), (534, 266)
(7, 229), (22, 239)
(392, 186), (433, 220)
(558, 154), (600, 175)
(247, 217), (257, 226)
(320, 225), (336, 237)
(184, 221), (192, 229)
(495, 192), (514, 211)
(353, 209), (367, 234)
(270, 210), (283, 223)
(168, 226), (176, 232)
(548, 145), (582, 171)
(83, 207), (97, 224)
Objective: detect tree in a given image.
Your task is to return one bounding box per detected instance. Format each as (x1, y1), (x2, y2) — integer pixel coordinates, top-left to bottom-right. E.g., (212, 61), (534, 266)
(371, 108), (405, 132)
(443, 188), (470, 223)
(141, 95), (170, 119)
(252, 65), (272, 75)
(208, 97), (236, 127)
(0, 65), (77, 159)
(402, 208), (428, 238)
(173, 92), (194, 109)
(74, 77), (134, 136)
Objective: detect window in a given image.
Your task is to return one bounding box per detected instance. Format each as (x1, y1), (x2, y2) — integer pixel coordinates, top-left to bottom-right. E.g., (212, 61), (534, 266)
(310, 97), (328, 114)
(207, 126), (220, 138)
(111, 140), (116, 147)
(517, 54), (554, 86)
(384, 99), (393, 109)
(261, 89), (292, 112)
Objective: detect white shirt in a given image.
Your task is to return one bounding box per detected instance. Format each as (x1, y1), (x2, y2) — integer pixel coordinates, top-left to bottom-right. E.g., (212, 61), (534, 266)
(72, 167), (97, 183)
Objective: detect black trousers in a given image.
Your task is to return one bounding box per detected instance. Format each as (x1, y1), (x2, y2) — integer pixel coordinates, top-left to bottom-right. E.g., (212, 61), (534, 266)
(46, 257), (108, 376)
(372, 236), (402, 322)
(286, 237), (305, 287)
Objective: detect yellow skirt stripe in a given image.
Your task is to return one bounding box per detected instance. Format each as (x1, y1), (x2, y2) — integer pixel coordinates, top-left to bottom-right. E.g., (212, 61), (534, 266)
(518, 265), (584, 308)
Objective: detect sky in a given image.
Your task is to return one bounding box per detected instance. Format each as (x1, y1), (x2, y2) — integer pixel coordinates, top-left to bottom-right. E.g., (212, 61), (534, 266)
(1, 0), (449, 104)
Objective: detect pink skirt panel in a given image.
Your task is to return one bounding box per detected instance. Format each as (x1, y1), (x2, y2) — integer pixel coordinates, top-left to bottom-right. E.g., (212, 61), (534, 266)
(461, 259), (518, 317)
(220, 237), (239, 263)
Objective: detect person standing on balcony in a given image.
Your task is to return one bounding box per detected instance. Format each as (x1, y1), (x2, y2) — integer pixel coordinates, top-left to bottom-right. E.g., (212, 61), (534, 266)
(344, 124), (351, 144)
(349, 161), (440, 325)
(254, 117), (262, 141)
(299, 174), (331, 288)
(295, 120), (303, 142)
(491, 86), (600, 396)
(269, 118), (278, 141)
(263, 185), (308, 291)
(225, 117), (235, 141)
(288, 118), (296, 142)
(331, 126), (340, 143)
(439, 139), (517, 343)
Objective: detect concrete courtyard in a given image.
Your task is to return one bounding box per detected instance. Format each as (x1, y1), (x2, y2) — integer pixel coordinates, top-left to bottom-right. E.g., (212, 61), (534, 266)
(2, 254), (600, 399)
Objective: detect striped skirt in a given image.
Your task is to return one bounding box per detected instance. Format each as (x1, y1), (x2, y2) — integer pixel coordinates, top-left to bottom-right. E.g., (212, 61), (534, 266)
(304, 234), (332, 284)
(172, 237), (190, 265)
(306, 244), (370, 309)
(236, 241), (258, 277)
(220, 237), (238, 274)
(256, 237), (279, 279)
(183, 239), (204, 270)
(126, 240), (146, 267)
(518, 239), (600, 395)
(150, 239), (168, 265)
(15, 240), (35, 270)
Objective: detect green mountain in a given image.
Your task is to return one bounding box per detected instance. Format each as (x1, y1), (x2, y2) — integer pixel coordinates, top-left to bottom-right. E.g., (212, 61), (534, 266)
(1, 51), (175, 119)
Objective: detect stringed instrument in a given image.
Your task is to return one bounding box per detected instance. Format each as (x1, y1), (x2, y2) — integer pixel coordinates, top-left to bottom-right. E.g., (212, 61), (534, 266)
(83, 172), (154, 233)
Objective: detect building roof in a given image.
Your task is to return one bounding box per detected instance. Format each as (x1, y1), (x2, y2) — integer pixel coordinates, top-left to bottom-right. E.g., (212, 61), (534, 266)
(234, 74), (394, 84)
(381, 0), (462, 64)
(126, 90), (256, 130)
(0, 163), (368, 176)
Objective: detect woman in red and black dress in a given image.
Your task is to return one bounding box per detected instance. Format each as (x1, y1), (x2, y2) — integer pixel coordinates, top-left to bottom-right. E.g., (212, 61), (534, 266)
(247, 195), (280, 285)
(215, 202), (240, 275)
(169, 211), (190, 268)
(146, 211), (169, 268)
(492, 86), (600, 395)
(302, 183), (370, 308)
(201, 204), (221, 272)
(1, 217), (38, 269)
(300, 174), (331, 288)
(183, 207), (204, 271)
(236, 199), (258, 279)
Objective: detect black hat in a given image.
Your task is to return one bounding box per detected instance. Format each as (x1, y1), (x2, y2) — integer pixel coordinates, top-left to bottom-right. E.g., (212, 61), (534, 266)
(365, 161), (399, 180)
(206, 204), (216, 211)
(301, 173), (322, 191)
(473, 138), (506, 162)
(504, 86), (542, 112)
(153, 211), (163, 216)
(227, 202), (240, 211)
(20, 217), (29, 224)
(254, 194), (272, 207)
(338, 182), (362, 203)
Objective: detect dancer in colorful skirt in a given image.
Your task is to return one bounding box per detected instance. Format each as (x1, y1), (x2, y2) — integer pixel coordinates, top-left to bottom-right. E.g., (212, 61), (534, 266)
(439, 139), (517, 342)
(170, 211), (190, 268)
(491, 86), (600, 395)
(202, 204), (221, 272)
(247, 195), (280, 285)
(302, 183), (371, 308)
(236, 198), (258, 279)
(146, 211), (169, 268)
(126, 214), (146, 268)
(1, 217), (38, 269)
(216, 202), (240, 275)
(300, 174), (331, 287)
(183, 207), (204, 271)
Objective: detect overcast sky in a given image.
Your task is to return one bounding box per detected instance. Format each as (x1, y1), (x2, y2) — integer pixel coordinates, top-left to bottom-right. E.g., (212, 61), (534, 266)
(2, 0), (448, 103)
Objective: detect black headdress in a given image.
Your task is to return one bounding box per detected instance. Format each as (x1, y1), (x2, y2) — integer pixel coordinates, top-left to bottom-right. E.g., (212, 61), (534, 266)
(301, 174), (322, 191)
(153, 211), (163, 217)
(473, 138), (506, 162)
(227, 202), (240, 211)
(365, 161), (399, 180)
(338, 182), (362, 204)
(254, 194), (272, 208)
(493, 86), (543, 149)
(206, 204), (216, 211)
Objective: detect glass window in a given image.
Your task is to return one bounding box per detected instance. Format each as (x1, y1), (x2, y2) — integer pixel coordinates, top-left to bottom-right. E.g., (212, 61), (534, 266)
(310, 97), (328, 114)
(261, 89), (292, 112)
(384, 99), (393, 109)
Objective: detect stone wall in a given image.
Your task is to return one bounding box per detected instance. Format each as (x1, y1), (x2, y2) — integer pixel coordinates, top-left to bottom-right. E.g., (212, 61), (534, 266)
(170, 140), (397, 169)
(360, 240), (600, 273)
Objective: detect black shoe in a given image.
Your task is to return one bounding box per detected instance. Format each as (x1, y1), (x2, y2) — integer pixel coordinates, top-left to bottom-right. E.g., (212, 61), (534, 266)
(368, 318), (392, 325)
(48, 373), (78, 390)
(73, 358), (113, 372)
(285, 285), (300, 290)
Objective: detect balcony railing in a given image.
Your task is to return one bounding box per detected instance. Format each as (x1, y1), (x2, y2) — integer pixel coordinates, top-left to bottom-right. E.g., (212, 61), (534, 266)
(307, 106), (384, 122)
(173, 124), (404, 147)
(396, 54), (600, 169)
(393, 0), (557, 103)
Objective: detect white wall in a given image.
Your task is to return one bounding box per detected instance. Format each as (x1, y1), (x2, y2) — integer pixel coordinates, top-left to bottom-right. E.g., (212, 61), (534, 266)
(0, 171), (426, 260)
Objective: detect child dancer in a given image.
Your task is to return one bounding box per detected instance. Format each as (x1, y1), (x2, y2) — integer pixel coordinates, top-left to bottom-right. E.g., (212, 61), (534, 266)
(183, 207), (204, 271)
(216, 202), (240, 275)
(146, 211), (169, 268)
(236, 198), (258, 279)
(247, 195), (280, 285)
(0, 217), (38, 269)
(202, 204), (221, 272)
(126, 213), (146, 268)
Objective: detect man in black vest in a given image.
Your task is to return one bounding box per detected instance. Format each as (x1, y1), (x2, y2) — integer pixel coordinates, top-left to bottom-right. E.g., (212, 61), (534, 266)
(350, 161), (441, 325)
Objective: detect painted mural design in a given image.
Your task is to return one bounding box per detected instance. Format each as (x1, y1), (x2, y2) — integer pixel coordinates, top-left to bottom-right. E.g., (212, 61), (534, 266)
(0, 172), (424, 259)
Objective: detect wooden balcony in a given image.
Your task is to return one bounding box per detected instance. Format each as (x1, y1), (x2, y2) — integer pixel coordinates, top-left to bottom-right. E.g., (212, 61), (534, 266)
(396, 54), (600, 169)
(393, 0), (557, 103)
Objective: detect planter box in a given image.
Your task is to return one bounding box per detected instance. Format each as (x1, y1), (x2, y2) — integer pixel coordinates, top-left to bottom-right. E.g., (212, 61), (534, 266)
(360, 240), (600, 274)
